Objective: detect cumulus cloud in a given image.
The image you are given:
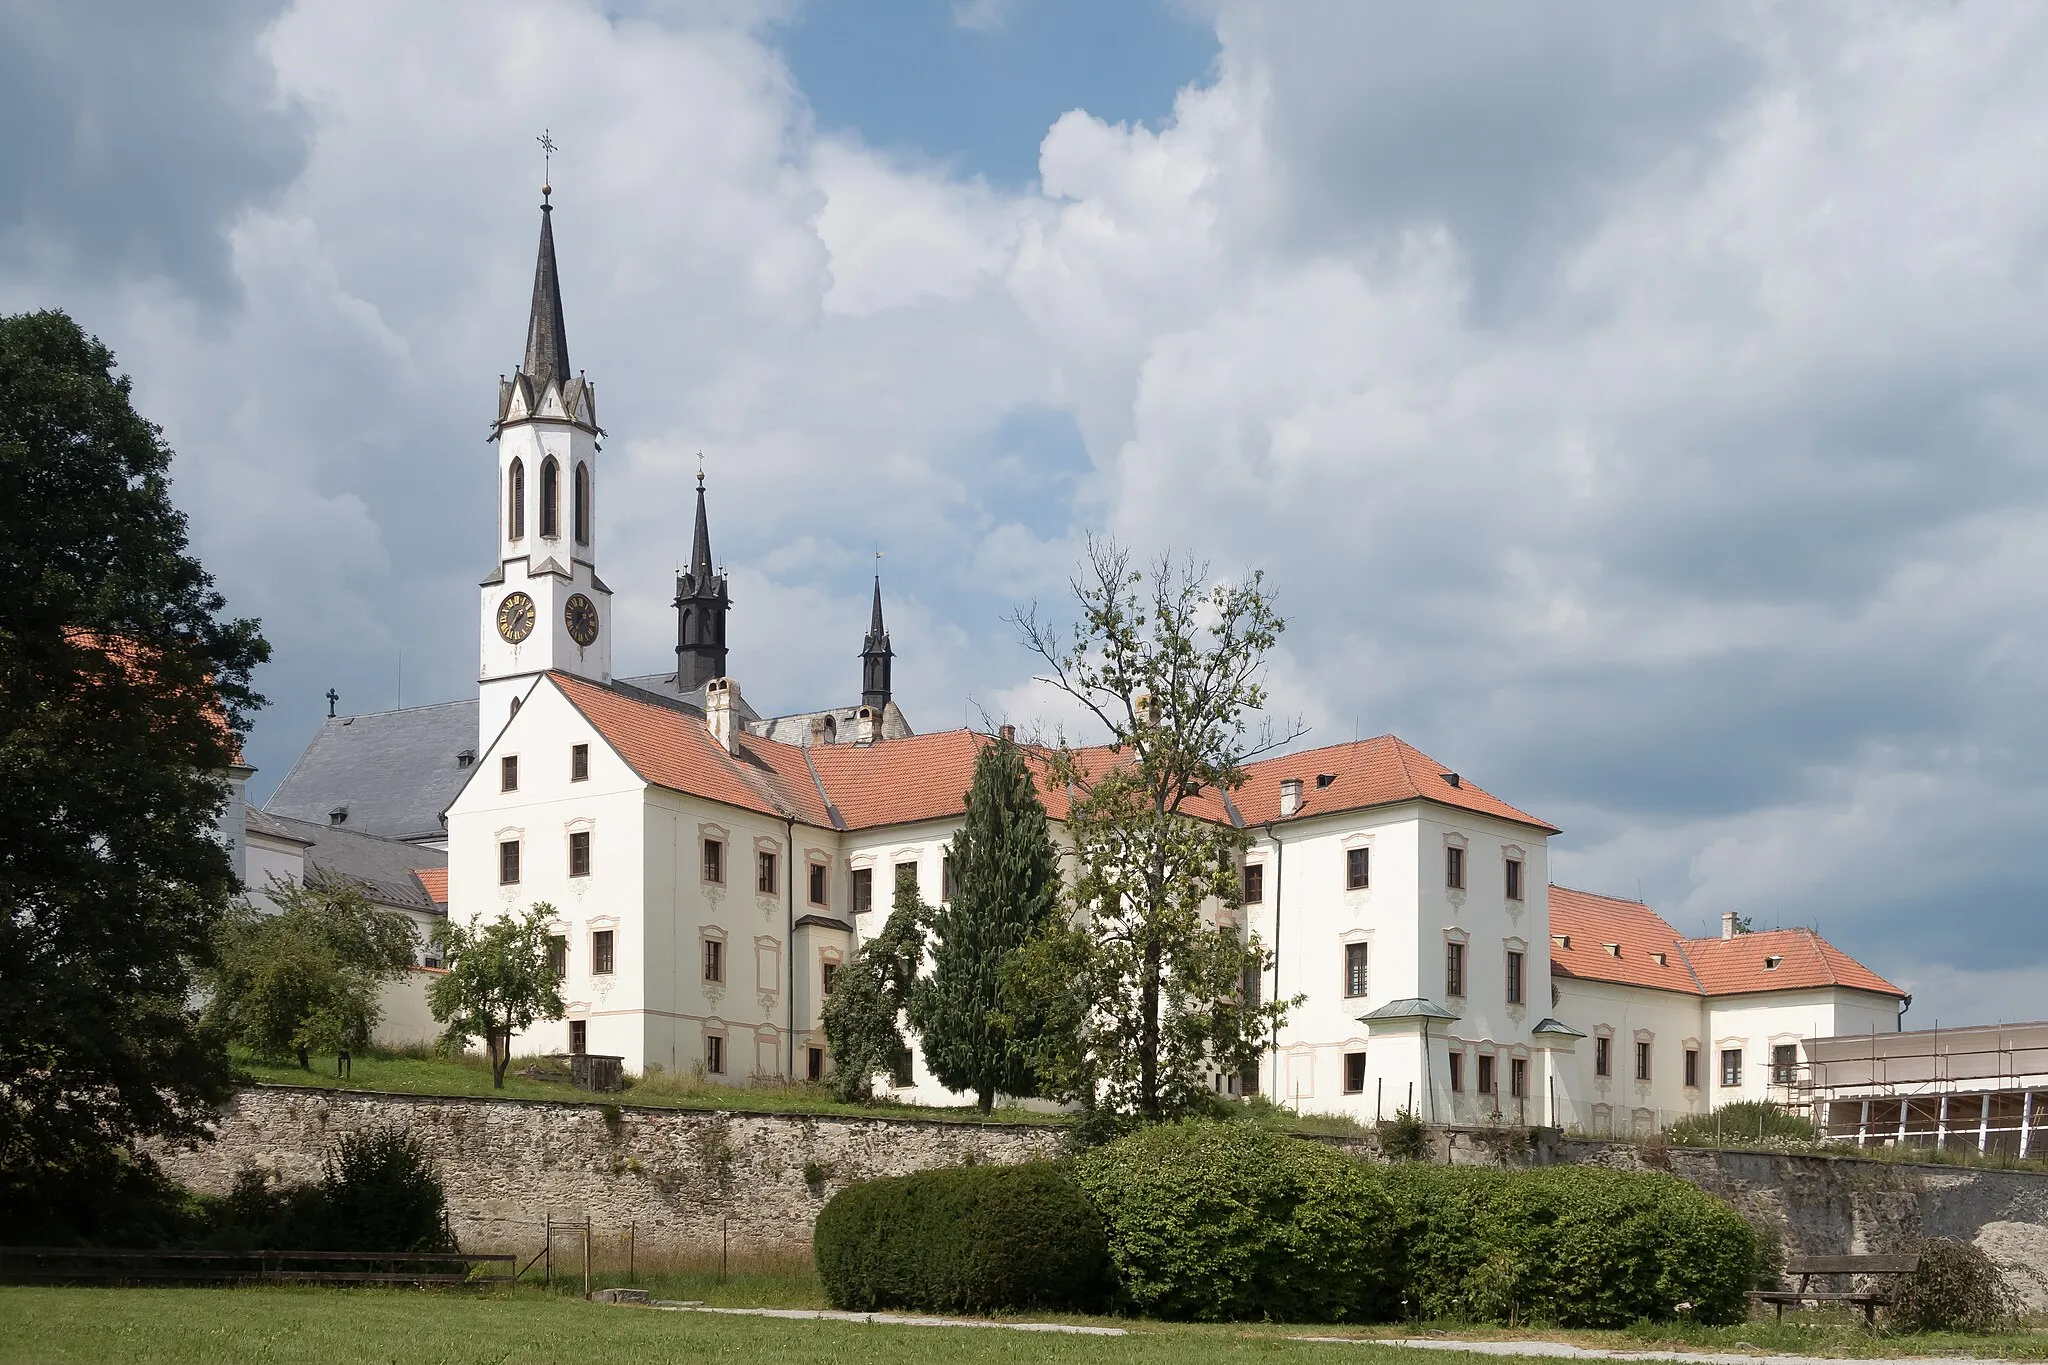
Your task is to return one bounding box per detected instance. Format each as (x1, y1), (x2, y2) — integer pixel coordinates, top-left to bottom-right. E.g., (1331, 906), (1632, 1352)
(6, 0), (2046, 1026)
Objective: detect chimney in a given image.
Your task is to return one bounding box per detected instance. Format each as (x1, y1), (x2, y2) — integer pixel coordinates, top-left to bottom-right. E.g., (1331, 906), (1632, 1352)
(706, 676), (740, 755)
(1279, 777), (1302, 818)
(1720, 911), (1738, 941)
(854, 704), (881, 745)
(999, 724), (1016, 743)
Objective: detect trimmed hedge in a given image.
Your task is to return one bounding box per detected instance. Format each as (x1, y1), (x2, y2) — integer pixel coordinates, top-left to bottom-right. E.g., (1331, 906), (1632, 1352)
(813, 1161), (1109, 1313)
(1075, 1121), (1402, 1322)
(1380, 1163), (1758, 1326)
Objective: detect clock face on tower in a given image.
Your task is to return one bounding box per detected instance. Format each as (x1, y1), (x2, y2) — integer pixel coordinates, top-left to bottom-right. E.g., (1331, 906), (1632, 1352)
(496, 592), (536, 644)
(564, 593), (600, 647)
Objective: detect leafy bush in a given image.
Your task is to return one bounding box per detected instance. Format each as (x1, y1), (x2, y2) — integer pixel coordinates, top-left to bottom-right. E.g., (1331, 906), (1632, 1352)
(1887, 1238), (2016, 1333)
(1075, 1120), (1401, 1322)
(1378, 1108), (1431, 1161)
(204, 1127), (456, 1253)
(814, 1161), (1108, 1314)
(1664, 1101), (1818, 1149)
(1381, 1163), (1757, 1326)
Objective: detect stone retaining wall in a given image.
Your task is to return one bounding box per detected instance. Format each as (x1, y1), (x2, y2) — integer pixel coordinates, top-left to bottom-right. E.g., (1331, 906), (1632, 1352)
(152, 1086), (1061, 1254)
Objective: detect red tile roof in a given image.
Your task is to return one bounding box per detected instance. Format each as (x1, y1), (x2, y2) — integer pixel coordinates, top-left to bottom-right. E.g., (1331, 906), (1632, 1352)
(804, 729), (988, 830)
(1683, 927), (1904, 998)
(1236, 735), (1559, 833)
(1549, 886), (1700, 993)
(1548, 884), (1904, 999)
(414, 867), (448, 905)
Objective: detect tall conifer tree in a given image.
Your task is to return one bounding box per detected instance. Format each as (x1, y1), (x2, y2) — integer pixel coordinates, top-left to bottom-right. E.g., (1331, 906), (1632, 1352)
(909, 732), (1061, 1112)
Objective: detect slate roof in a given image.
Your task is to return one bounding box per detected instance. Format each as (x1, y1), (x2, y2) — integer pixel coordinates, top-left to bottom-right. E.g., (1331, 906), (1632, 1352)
(1548, 884), (1904, 1000)
(245, 806), (447, 915)
(265, 698), (480, 842)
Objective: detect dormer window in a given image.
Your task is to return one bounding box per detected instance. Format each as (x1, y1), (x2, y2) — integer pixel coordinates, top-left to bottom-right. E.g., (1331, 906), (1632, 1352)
(456, 748), (476, 769)
(1764, 955), (1782, 970)
(328, 806), (348, 826)
(1603, 943), (1620, 958)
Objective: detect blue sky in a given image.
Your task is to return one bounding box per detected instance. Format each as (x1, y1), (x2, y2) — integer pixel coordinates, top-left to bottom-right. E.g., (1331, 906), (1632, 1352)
(6, 0), (2048, 1026)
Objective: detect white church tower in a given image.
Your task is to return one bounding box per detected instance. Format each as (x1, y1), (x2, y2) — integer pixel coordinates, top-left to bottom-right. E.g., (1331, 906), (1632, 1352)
(479, 184), (612, 748)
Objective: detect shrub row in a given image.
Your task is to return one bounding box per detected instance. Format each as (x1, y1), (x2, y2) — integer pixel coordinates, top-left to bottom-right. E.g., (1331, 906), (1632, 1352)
(813, 1160), (1109, 1314)
(815, 1121), (1762, 1325)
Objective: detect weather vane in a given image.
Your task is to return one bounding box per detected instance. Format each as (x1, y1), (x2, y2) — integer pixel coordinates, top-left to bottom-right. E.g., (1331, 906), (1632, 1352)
(696, 451), (705, 487)
(537, 129), (557, 196)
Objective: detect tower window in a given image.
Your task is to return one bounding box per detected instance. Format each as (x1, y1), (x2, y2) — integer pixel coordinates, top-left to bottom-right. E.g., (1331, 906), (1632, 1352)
(539, 456), (560, 539)
(573, 461), (590, 545)
(508, 458), (525, 540)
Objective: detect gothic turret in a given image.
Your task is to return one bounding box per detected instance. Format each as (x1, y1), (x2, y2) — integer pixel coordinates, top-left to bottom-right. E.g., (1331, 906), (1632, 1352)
(674, 472), (730, 692)
(860, 575), (893, 710)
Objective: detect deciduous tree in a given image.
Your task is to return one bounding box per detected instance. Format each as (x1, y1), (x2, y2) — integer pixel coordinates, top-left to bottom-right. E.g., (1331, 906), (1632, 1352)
(427, 904), (565, 1088)
(204, 877), (419, 1069)
(821, 885), (926, 1102)
(1011, 538), (1301, 1119)
(0, 310), (268, 1237)
(909, 732), (1062, 1112)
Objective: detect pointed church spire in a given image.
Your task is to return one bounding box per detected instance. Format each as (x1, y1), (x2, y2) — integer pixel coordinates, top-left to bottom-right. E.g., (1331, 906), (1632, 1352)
(522, 189), (571, 392)
(689, 470), (714, 583)
(861, 571), (893, 710)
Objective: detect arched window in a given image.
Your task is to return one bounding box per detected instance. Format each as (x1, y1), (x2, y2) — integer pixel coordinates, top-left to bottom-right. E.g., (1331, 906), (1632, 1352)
(507, 459), (525, 541)
(573, 462), (590, 545)
(539, 456), (560, 539)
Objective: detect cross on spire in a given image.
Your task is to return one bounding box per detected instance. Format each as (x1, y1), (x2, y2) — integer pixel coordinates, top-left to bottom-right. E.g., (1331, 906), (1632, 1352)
(537, 129), (557, 197)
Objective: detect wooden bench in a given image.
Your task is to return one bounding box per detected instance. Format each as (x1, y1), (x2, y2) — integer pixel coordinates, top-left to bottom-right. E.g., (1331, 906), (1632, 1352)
(1750, 1253), (1921, 1325)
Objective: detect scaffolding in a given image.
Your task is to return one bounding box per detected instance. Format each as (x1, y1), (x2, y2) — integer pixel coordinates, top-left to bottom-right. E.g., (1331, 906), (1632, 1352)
(1794, 1020), (2048, 1157)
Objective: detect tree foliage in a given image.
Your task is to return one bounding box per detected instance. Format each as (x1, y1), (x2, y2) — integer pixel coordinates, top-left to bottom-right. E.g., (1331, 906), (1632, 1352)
(1011, 538), (1301, 1118)
(908, 733), (1062, 1112)
(0, 310), (268, 1238)
(427, 904), (565, 1088)
(204, 877), (419, 1068)
(821, 883), (927, 1102)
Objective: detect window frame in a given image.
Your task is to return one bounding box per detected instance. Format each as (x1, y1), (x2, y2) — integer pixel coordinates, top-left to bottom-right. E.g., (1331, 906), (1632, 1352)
(702, 837), (725, 886)
(501, 754), (519, 792)
(539, 455), (560, 539)
(1720, 1047), (1743, 1087)
(702, 937), (725, 984)
(1242, 861), (1264, 904)
(1594, 1035), (1611, 1078)
(573, 460), (591, 546)
(1684, 1047), (1700, 1088)
(1771, 1043), (1798, 1085)
(1509, 1056), (1528, 1099)
(1504, 856), (1524, 902)
(1343, 941), (1369, 999)
(1345, 846), (1370, 891)
(821, 961), (839, 996)
(570, 743), (589, 782)
(757, 850), (779, 896)
(508, 458), (526, 541)
(1445, 844), (1465, 891)
(1477, 1052), (1496, 1095)
(1505, 949), (1525, 1005)
(1445, 940), (1466, 998)
(808, 861), (828, 908)
(547, 935), (567, 980)
(849, 866), (872, 914)
(568, 829), (591, 878)
(1342, 1051), (1367, 1094)
(499, 839), (521, 885)
(706, 1033), (726, 1076)
(1448, 1050), (1465, 1092)
(1635, 1039), (1653, 1082)
(591, 928), (615, 977)
(568, 1019), (587, 1056)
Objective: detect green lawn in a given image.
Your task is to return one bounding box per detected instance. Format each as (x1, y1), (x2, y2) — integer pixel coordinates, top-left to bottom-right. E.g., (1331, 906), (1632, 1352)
(232, 1047), (1060, 1126)
(5, 1288), (2044, 1365)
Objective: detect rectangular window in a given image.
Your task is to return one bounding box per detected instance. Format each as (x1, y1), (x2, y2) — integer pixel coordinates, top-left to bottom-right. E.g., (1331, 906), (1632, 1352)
(1772, 1043), (1798, 1085)
(1721, 1048), (1742, 1087)
(1448, 1051), (1465, 1092)
(1343, 1052), (1367, 1094)
(1243, 862), (1264, 904)
(1445, 941), (1465, 997)
(1344, 941), (1369, 998)
(1505, 949), (1525, 1005)
(1345, 846), (1370, 890)
(891, 1049), (914, 1088)
(895, 862), (919, 898)
(703, 939), (724, 983)
(499, 839), (521, 885)
(1446, 845), (1465, 890)
(547, 935), (567, 979)
(1685, 1048), (1700, 1088)
(807, 1046), (824, 1082)
(941, 856), (955, 902)
(1595, 1036), (1611, 1077)
(809, 862), (828, 907)
(757, 850), (778, 895)
(569, 1020), (586, 1056)
(1477, 1054), (1496, 1094)
(702, 838), (724, 885)
(592, 929), (615, 976)
(1635, 1040), (1652, 1081)
(821, 961), (839, 996)
(1504, 857), (1523, 901)
(1510, 1057), (1528, 1099)
(501, 755), (518, 792)
(570, 743), (588, 782)
(706, 1034), (725, 1075)
(568, 829), (591, 878)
